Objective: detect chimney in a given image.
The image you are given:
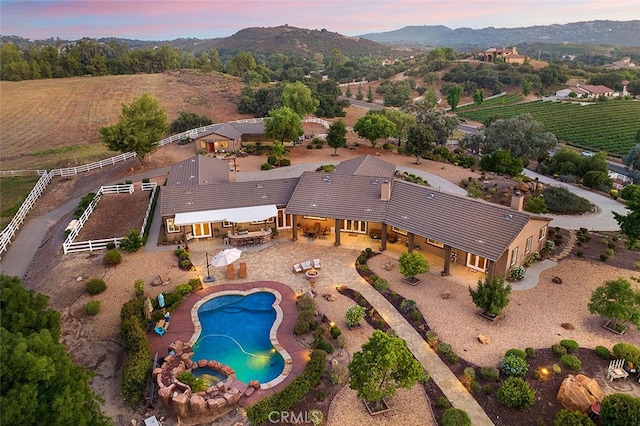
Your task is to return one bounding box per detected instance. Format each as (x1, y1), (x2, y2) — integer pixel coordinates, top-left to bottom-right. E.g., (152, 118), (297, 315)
(510, 191), (524, 212)
(381, 180), (391, 201)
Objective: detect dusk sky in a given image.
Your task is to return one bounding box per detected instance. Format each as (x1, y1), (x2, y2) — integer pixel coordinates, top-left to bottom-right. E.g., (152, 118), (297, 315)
(1, 0), (638, 41)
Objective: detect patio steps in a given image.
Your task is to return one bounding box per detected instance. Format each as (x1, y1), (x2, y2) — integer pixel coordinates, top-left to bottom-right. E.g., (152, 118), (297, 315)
(550, 229), (577, 262)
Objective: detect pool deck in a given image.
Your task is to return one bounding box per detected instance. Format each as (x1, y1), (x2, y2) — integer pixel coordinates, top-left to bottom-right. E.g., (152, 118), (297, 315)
(147, 280), (308, 404)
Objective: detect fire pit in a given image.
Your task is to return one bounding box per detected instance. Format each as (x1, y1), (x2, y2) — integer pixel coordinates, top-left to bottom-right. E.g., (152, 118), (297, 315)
(305, 268), (319, 280)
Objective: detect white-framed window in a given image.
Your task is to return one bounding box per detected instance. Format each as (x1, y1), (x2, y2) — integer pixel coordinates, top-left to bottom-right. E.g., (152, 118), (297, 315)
(391, 226), (408, 235)
(166, 218), (180, 233)
(222, 221), (235, 228)
(250, 217), (275, 225)
(511, 247), (519, 266)
(525, 236), (533, 255)
(426, 238), (444, 248)
(539, 226), (547, 241)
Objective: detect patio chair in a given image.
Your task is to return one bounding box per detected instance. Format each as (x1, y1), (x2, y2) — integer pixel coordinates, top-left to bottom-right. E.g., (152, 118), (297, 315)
(238, 262), (247, 279)
(154, 319), (169, 336)
(313, 258), (321, 269)
(300, 260), (313, 272)
(226, 264), (235, 280)
(292, 263), (303, 273)
(607, 358), (629, 381)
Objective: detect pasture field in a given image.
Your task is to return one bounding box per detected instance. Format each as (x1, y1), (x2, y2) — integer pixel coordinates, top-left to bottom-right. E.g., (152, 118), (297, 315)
(457, 99), (640, 157)
(0, 71), (248, 172)
(0, 176), (40, 229)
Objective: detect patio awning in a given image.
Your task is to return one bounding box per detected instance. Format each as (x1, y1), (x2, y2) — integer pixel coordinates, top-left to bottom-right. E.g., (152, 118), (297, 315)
(174, 204), (277, 226)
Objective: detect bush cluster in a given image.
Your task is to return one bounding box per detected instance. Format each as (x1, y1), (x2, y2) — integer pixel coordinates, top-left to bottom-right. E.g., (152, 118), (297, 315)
(120, 297), (153, 404)
(497, 377), (536, 410)
(245, 350), (327, 424)
(373, 277), (389, 292)
(552, 343), (567, 356)
(613, 342), (640, 366)
(505, 348), (527, 359)
(85, 278), (107, 295)
(176, 371), (208, 393)
(85, 300), (100, 315)
(595, 345), (611, 360)
(442, 408), (472, 426)
(501, 353), (529, 377)
(553, 409), (595, 426)
(480, 366), (500, 381)
(400, 299), (417, 314)
(103, 249), (122, 265)
(559, 339), (579, 353)
(600, 393), (640, 426)
(119, 229), (144, 252)
(294, 296), (317, 335)
(543, 186), (592, 214)
(508, 266), (526, 281)
(560, 354), (582, 371)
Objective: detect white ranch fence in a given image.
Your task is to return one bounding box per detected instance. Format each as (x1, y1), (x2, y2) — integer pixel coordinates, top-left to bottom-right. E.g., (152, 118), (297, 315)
(62, 183), (157, 254)
(0, 171), (53, 257)
(1, 116), (321, 257)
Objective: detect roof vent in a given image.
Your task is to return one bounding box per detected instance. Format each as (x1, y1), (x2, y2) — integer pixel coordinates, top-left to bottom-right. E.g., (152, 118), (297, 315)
(189, 175), (195, 179)
(426, 193), (435, 199)
(371, 179), (378, 185)
(186, 201), (193, 205)
(256, 184), (263, 189)
(475, 239), (485, 244)
(261, 195), (268, 199)
(364, 208), (373, 212)
(322, 176), (332, 183)
(311, 203), (318, 207)
(503, 213), (513, 220)
(402, 215), (409, 220)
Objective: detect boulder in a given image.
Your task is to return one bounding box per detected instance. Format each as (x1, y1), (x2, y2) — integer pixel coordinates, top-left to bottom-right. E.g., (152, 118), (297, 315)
(478, 334), (491, 344)
(207, 397), (227, 416)
(330, 358), (339, 368)
(561, 323), (575, 330)
(557, 374), (600, 412)
(174, 340), (184, 353)
(575, 374), (604, 402)
(244, 386), (255, 397)
(248, 380), (260, 389)
(198, 359), (208, 367)
(158, 385), (174, 409)
(172, 392), (189, 419)
(552, 276), (563, 284)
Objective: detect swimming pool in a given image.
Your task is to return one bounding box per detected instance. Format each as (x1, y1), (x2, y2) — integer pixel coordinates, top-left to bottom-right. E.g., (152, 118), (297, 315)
(191, 289), (288, 386)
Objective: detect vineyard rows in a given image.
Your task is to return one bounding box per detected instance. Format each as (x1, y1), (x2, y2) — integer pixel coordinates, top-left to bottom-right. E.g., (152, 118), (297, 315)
(458, 100), (640, 157)
(457, 93), (523, 111)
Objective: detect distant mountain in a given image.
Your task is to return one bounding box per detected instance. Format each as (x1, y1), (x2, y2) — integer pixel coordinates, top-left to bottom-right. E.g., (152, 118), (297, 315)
(359, 20), (640, 49)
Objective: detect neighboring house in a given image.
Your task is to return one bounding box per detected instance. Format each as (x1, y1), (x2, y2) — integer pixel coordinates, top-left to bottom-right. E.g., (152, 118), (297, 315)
(555, 84), (614, 98)
(483, 46), (526, 64)
(194, 121), (271, 154)
(160, 155), (551, 279)
(604, 57), (636, 70)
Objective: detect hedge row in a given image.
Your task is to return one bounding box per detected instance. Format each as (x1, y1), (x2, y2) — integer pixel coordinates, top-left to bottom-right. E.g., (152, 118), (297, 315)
(245, 349), (327, 424)
(120, 297), (153, 404)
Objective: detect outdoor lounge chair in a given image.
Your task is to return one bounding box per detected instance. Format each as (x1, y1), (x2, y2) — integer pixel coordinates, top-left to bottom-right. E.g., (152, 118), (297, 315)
(154, 319), (169, 336)
(238, 262), (247, 279)
(313, 258), (321, 269)
(292, 263), (303, 273)
(300, 260), (313, 272)
(607, 359), (629, 381)
(227, 264), (235, 280)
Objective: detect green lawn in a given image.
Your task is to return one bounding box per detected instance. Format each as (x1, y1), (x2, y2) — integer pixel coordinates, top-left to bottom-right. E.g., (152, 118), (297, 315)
(0, 176), (40, 229)
(458, 99), (640, 157)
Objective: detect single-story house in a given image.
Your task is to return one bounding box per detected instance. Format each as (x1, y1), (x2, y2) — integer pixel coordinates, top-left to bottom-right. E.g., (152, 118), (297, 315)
(160, 155), (551, 279)
(194, 121), (272, 154)
(555, 84), (614, 98)
(483, 46), (526, 64)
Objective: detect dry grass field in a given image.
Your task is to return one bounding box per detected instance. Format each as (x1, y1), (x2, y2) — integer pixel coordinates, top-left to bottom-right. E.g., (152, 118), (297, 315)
(0, 70), (249, 171)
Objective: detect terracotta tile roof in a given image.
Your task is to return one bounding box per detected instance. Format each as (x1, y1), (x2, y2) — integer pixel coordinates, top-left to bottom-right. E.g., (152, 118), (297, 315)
(334, 155), (397, 177)
(161, 177), (299, 216)
(166, 155), (231, 187)
(385, 181), (532, 261)
(285, 172), (389, 222)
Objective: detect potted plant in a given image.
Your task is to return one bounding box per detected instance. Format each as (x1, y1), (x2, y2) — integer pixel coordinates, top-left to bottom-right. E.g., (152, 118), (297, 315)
(469, 277), (512, 320)
(348, 330), (426, 415)
(398, 252), (429, 286)
(345, 305), (366, 329)
(213, 227), (220, 237)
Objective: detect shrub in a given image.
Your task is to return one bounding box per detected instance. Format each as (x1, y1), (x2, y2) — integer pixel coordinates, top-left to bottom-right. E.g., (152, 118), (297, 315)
(553, 409), (596, 426)
(260, 163), (272, 170)
(296, 295), (315, 311)
(106, 242), (116, 250)
(400, 299), (417, 314)
(600, 253), (609, 262)
(313, 336), (334, 354)
(600, 393), (640, 426)
(577, 250), (584, 257)
(480, 366), (500, 381)
(469, 277), (512, 317)
(176, 371), (208, 393)
(329, 365), (348, 385)
(345, 305), (366, 328)
(410, 310), (422, 322)
(267, 155), (277, 165)
(86, 278), (107, 295)
(552, 364), (562, 374)
(543, 186), (592, 214)
(180, 259), (191, 270)
(446, 352), (459, 364)
(103, 249), (122, 266)
(436, 396), (451, 409)
(525, 347), (536, 358)
(505, 348), (527, 359)
(497, 377), (536, 410)
(133, 279), (144, 296)
(561, 354), (582, 371)
(119, 229), (144, 252)
(544, 240), (555, 251)
(425, 330), (439, 345)
(373, 277), (389, 292)
(356, 254), (368, 265)
(501, 353), (529, 377)
(175, 283), (192, 297)
(120, 298), (152, 404)
(85, 300), (100, 315)
(560, 339), (579, 353)
(508, 266), (526, 281)
(463, 367), (476, 380)
(612, 342), (640, 366)
(294, 310), (316, 335)
(330, 325), (342, 339)
(279, 158), (291, 167)
(73, 192), (98, 219)
(438, 342), (452, 355)
(595, 345), (611, 360)
(552, 344), (567, 356)
(442, 408), (472, 426)
(531, 370), (542, 380)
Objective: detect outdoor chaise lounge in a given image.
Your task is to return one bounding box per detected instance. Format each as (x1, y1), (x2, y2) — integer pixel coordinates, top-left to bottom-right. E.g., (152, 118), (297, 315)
(238, 262), (247, 278)
(292, 263), (303, 273)
(300, 260), (313, 271)
(227, 264), (235, 279)
(154, 318), (170, 336)
(313, 259), (321, 269)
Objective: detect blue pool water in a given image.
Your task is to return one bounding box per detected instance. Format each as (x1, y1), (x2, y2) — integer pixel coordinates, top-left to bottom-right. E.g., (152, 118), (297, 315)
(193, 292), (285, 384)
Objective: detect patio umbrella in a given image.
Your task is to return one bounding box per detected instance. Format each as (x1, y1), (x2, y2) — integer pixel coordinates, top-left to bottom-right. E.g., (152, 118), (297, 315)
(210, 248), (242, 267)
(143, 297), (153, 320)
